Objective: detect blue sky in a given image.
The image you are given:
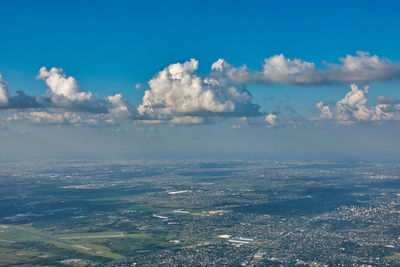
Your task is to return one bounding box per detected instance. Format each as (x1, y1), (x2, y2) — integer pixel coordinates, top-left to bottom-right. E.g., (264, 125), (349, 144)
(2, 0), (400, 96)
(1, 0), (400, 160)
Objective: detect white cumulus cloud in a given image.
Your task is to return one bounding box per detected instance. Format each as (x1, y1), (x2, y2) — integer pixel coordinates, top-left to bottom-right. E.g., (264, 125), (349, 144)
(329, 51), (400, 83)
(265, 113), (278, 126)
(211, 51), (400, 86)
(2, 51), (400, 128)
(259, 51), (400, 85)
(37, 67), (92, 102)
(106, 93), (132, 118)
(316, 84), (400, 123)
(138, 58), (260, 123)
(261, 54), (322, 85)
(0, 74), (10, 105)
(34, 67), (135, 121)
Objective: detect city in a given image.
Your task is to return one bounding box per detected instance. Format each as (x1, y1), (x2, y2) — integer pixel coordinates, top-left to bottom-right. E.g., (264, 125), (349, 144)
(0, 160), (399, 266)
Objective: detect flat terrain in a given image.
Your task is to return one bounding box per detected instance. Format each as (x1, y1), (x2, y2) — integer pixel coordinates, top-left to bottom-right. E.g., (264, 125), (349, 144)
(0, 160), (400, 266)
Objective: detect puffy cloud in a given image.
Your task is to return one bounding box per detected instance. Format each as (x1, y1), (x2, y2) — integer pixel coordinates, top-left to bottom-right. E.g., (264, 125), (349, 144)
(259, 51), (400, 85)
(210, 59), (251, 84)
(0, 74), (10, 105)
(330, 51), (400, 83)
(316, 84), (400, 123)
(207, 52), (400, 86)
(336, 84), (372, 121)
(316, 102), (333, 119)
(265, 114), (278, 126)
(138, 59), (260, 123)
(106, 94), (133, 118)
(37, 67), (92, 102)
(261, 55), (322, 85)
(211, 51), (400, 86)
(0, 68), (134, 127)
(138, 59), (230, 116)
(36, 67), (109, 114)
(2, 51), (400, 128)
(263, 113), (301, 128)
(190, 52), (400, 88)
(36, 67), (135, 119)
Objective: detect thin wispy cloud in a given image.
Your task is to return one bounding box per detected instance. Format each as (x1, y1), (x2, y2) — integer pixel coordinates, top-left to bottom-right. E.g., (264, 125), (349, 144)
(6, 111), (114, 126)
